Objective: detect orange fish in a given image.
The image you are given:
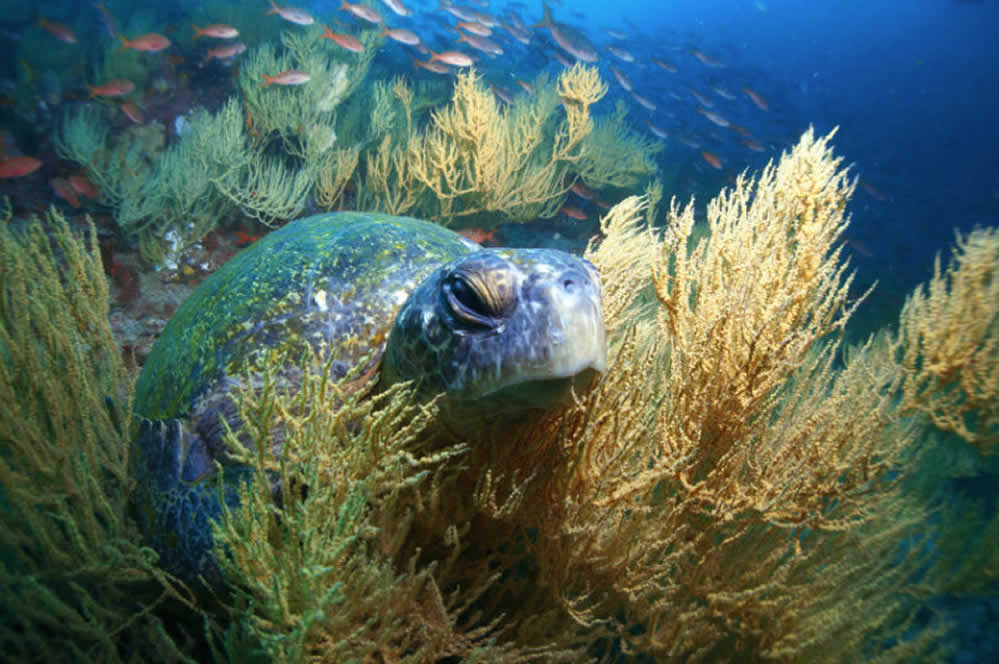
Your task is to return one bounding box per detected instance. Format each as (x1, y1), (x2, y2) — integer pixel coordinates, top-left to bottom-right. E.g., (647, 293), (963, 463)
(340, 0), (383, 24)
(689, 47), (724, 67)
(652, 57), (677, 73)
(700, 150), (723, 170)
(119, 100), (144, 124)
(859, 180), (887, 201)
(456, 20), (491, 36)
(201, 42), (247, 65)
(381, 26), (421, 46)
(39, 16), (77, 44)
(489, 83), (514, 105)
(429, 50), (474, 67)
(119, 33), (171, 52)
(193, 24), (239, 39)
(534, 0), (598, 63)
(234, 230), (261, 246)
(458, 228), (496, 244)
(559, 205), (588, 220)
(321, 25), (364, 52)
(412, 58), (450, 74)
(266, 0), (315, 25)
(50, 178), (81, 207)
(569, 181), (593, 200)
(688, 88), (713, 108)
(610, 63), (632, 91)
(88, 78), (135, 98)
(630, 91), (656, 111)
(728, 123), (753, 138)
(606, 45), (634, 63)
(380, 0), (413, 17)
(0, 156), (42, 179)
(743, 86), (769, 111)
(260, 70), (311, 87)
(69, 175), (100, 199)
(697, 107), (730, 128)
(645, 120), (668, 140)
(516, 79), (535, 95)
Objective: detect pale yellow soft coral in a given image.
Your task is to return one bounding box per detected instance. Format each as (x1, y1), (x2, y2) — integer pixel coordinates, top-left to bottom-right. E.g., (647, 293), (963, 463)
(539, 129), (947, 659)
(898, 227), (999, 449)
(406, 66), (605, 225)
(653, 127), (863, 464)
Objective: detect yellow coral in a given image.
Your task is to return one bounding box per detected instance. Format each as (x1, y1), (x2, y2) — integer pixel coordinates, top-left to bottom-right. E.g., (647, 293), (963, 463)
(575, 100), (663, 190)
(7, 130), (999, 662)
(898, 227), (999, 449)
(528, 129), (953, 659)
(407, 66), (604, 225)
(0, 211), (195, 661)
(653, 127), (862, 460)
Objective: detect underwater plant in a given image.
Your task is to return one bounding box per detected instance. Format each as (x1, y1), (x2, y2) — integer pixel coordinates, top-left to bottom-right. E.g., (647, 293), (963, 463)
(56, 97), (314, 262)
(403, 64), (607, 227)
(1, 129), (997, 661)
(574, 99), (663, 190)
(0, 211), (196, 661)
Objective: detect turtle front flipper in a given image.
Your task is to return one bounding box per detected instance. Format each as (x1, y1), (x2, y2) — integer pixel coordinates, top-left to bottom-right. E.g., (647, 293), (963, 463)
(131, 416), (252, 588)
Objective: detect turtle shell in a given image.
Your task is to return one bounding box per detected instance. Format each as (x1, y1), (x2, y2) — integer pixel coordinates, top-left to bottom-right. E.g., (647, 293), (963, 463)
(131, 212), (478, 584)
(135, 212), (477, 421)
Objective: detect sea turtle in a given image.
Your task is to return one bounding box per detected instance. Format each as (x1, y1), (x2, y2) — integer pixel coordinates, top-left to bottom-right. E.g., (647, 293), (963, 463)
(131, 211), (606, 587)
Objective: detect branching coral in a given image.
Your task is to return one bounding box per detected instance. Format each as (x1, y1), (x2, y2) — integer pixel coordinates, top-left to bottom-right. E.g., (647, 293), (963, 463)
(521, 129), (964, 660)
(58, 99), (313, 261)
(315, 145), (360, 210)
(653, 127), (862, 466)
(5, 129), (999, 662)
(0, 211), (194, 662)
(406, 65), (605, 226)
(240, 29), (373, 159)
(360, 132), (423, 216)
(574, 100), (663, 190)
(211, 347), (591, 662)
(897, 227), (999, 449)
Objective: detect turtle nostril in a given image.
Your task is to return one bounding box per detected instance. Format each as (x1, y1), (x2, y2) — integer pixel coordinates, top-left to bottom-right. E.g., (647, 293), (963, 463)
(562, 270), (588, 294)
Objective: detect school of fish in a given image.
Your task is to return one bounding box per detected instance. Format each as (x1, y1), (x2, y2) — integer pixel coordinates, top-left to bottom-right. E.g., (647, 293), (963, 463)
(0, 0), (837, 232)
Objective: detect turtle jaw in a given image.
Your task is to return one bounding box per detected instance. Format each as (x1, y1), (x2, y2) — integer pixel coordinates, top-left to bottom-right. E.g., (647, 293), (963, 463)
(483, 365), (604, 410)
(477, 286), (607, 408)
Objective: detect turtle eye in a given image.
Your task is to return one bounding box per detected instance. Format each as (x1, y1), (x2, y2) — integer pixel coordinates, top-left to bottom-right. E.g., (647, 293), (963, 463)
(444, 273), (497, 328)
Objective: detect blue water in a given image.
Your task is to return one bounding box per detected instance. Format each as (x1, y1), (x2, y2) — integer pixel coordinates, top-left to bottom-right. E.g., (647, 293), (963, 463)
(698, 3), (993, 291)
(550, 0), (999, 327)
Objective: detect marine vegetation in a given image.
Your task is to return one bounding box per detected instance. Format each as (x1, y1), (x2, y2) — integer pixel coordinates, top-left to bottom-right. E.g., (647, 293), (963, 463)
(1, 129), (998, 662)
(352, 65), (611, 228)
(56, 97), (314, 264)
(0, 211), (196, 661)
(52, 52), (641, 262)
(406, 64), (606, 226)
(575, 99), (663, 190)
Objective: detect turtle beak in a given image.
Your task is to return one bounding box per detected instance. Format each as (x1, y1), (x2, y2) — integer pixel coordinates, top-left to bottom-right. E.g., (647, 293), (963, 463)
(481, 264), (607, 409)
(542, 266), (607, 377)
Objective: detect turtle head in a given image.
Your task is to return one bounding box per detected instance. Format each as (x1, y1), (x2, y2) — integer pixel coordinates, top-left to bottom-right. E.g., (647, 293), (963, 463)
(381, 248), (606, 419)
